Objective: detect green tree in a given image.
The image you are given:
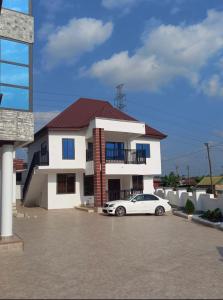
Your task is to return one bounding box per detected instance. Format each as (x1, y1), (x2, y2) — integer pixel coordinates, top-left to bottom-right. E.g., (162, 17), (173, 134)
(162, 172), (180, 188)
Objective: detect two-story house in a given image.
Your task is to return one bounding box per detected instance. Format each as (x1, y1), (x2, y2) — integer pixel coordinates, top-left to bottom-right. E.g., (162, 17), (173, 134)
(23, 98), (166, 210)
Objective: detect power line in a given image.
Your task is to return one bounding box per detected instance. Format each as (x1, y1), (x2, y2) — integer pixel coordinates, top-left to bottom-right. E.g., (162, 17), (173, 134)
(162, 149), (204, 162)
(33, 89), (220, 137)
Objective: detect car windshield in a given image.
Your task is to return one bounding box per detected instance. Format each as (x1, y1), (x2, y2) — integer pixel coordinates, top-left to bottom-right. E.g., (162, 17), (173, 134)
(126, 195), (136, 201)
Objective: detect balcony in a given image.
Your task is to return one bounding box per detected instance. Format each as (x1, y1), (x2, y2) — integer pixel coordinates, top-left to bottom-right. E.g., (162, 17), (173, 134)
(86, 149), (146, 164)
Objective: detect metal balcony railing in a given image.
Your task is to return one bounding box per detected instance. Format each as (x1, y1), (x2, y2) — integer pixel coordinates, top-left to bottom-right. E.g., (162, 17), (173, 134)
(86, 148), (146, 164)
(106, 149), (146, 164)
(23, 151), (49, 201)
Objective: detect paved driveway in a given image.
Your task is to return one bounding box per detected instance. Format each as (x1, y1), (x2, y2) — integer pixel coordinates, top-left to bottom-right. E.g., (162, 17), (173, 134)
(0, 209), (223, 299)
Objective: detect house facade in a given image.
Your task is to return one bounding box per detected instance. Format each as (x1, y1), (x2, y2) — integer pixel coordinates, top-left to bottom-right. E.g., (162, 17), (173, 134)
(23, 98), (166, 210)
(0, 0), (34, 238)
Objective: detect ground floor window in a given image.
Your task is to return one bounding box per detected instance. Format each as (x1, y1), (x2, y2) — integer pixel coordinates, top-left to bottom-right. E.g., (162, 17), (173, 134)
(84, 175), (94, 196)
(57, 174), (76, 194)
(132, 175), (144, 191)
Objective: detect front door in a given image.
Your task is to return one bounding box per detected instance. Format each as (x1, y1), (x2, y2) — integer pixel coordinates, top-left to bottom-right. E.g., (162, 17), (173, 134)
(108, 179), (121, 201)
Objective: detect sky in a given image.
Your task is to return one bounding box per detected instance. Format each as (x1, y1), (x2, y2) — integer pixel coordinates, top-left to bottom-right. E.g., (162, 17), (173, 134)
(30, 0), (223, 176)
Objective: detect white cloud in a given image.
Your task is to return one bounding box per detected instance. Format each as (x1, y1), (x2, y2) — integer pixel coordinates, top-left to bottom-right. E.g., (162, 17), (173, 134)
(201, 74), (223, 97)
(38, 22), (55, 41)
(87, 10), (223, 92)
(42, 18), (113, 69)
(213, 130), (223, 138)
(34, 111), (60, 131)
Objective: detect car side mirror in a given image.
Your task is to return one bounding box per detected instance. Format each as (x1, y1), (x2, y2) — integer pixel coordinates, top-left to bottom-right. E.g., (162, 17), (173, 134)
(132, 199), (136, 203)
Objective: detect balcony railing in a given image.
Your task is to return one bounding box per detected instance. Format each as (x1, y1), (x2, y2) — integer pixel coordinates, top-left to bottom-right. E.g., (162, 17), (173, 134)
(86, 148), (146, 164)
(23, 151), (49, 201)
(106, 189), (143, 201)
(106, 149), (146, 164)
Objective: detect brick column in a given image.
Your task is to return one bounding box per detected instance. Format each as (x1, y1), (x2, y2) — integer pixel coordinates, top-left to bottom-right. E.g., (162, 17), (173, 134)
(93, 128), (106, 207)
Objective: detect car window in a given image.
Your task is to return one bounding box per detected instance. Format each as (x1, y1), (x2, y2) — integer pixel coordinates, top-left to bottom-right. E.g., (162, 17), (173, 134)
(134, 195), (144, 201)
(143, 194), (159, 201)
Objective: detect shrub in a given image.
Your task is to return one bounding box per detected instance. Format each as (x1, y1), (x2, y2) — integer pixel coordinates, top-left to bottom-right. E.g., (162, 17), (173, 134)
(202, 208), (222, 222)
(185, 199), (195, 214)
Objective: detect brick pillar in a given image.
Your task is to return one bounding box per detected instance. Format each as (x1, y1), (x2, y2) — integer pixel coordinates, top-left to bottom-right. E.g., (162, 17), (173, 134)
(93, 128), (106, 207)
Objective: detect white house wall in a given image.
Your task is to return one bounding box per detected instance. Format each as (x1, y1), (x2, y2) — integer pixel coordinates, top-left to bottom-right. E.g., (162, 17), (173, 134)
(48, 130), (86, 170)
(86, 117), (145, 138)
(47, 172), (83, 209)
(143, 176), (155, 193)
(106, 137), (161, 176)
(131, 137), (162, 175)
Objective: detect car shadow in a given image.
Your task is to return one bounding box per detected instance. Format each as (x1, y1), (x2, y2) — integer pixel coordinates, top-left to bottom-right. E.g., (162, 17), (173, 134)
(216, 246), (223, 262)
(100, 213), (170, 217)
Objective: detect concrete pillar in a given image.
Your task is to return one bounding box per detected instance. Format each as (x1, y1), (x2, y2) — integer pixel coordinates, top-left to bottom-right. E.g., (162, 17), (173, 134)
(93, 128), (106, 207)
(143, 176), (154, 193)
(0, 144), (14, 238)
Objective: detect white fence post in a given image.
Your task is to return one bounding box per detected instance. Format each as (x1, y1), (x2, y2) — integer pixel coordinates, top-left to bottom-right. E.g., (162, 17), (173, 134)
(176, 188), (188, 208)
(194, 189), (206, 212)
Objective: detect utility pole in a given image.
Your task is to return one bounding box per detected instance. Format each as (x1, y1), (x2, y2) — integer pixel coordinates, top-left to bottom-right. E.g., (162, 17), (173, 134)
(187, 165), (190, 186)
(175, 165), (179, 177)
(114, 84), (126, 111)
(204, 143), (214, 195)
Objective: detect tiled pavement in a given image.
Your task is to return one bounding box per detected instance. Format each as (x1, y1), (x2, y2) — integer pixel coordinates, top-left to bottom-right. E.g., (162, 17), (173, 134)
(0, 208), (223, 299)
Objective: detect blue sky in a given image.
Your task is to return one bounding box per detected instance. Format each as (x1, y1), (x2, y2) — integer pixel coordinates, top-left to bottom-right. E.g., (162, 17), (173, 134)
(31, 0), (223, 176)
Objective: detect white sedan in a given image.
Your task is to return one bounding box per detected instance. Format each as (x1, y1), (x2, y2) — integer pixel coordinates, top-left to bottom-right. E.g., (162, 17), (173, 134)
(103, 194), (172, 217)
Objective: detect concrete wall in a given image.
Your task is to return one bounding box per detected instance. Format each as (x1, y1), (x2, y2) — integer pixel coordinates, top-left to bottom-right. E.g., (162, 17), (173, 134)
(0, 110), (34, 142)
(155, 187), (223, 213)
(0, 8), (34, 43)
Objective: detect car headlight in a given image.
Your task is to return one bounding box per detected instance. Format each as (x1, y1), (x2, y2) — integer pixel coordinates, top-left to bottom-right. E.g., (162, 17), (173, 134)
(109, 204), (114, 207)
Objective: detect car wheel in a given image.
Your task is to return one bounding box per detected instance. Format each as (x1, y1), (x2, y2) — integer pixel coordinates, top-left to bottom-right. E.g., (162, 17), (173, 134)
(155, 206), (165, 216)
(115, 206), (126, 217)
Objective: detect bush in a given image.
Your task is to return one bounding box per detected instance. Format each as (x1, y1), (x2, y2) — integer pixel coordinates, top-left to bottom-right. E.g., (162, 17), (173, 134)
(202, 208), (222, 222)
(185, 199), (195, 214)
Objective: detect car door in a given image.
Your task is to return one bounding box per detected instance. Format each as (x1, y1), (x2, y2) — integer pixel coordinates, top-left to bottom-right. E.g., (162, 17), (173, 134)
(127, 194), (145, 214)
(141, 194), (160, 213)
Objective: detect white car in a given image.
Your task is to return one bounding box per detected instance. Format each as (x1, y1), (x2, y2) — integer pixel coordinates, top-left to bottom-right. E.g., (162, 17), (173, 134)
(103, 193), (172, 217)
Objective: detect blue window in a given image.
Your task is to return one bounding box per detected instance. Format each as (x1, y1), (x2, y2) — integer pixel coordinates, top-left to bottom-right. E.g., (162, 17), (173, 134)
(136, 144), (150, 158)
(2, 0), (29, 14)
(106, 142), (124, 160)
(0, 63), (29, 87)
(0, 85), (29, 110)
(62, 139), (75, 160)
(0, 39), (29, 65)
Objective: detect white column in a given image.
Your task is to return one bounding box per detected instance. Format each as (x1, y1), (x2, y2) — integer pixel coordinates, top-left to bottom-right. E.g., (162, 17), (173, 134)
(143, 176), (154, 193)
(0, 148), (2, 205)
(0, 144), (14, 238)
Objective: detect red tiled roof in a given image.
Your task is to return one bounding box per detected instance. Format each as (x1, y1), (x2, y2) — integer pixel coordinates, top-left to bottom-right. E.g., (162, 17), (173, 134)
(37, 98), (166, 139)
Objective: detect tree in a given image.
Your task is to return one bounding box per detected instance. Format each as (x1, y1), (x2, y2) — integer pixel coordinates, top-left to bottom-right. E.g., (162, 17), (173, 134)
(162, 172), (180, 188)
